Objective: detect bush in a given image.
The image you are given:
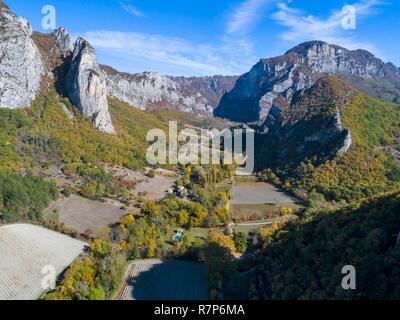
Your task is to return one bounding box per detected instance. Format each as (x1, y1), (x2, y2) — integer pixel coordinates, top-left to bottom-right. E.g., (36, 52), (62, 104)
(146, 170), (155, 178)
(80, 182), (98, 200)
(62, 187), (72, 197)
(234, 232), (247, 253)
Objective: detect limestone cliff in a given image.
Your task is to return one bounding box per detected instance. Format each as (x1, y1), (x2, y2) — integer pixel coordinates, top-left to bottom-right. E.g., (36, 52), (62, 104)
(254, 77), (355, 168)
(0, 3), (43, 109)
(101, 65), (238, 115)
(66, 38), (115, 134)
(53, 27), (72, 58)
(215, 41), (400, 123)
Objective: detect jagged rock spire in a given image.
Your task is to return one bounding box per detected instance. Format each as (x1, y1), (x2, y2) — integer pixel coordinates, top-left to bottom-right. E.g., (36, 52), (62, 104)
(53, 27), (72, 57)
(66, 37), (115, 134)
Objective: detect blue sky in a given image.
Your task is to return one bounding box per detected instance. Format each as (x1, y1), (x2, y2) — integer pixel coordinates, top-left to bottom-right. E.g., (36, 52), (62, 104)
(6, 0), (400, 76)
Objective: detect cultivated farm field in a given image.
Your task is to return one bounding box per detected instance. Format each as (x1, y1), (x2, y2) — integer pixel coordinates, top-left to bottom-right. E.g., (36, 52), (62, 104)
(45, 195), (128, 235)
(230, 182), (300, 217)
(0, 224), (87, 300)
(116, 259), (208, 300)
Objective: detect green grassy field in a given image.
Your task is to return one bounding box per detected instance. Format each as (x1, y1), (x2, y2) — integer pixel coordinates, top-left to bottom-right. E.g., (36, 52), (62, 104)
(187, 227), (225, 243)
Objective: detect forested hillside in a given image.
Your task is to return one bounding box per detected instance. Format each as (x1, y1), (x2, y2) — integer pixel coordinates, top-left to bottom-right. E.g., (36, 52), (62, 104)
(0, 173), (58, 223)
(268, 81), (400, 203)
(0, 88), (196, 224)
(250, 191), (400, 299)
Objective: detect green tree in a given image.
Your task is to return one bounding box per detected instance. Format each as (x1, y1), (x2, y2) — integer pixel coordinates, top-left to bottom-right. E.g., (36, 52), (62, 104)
(141, 200), (161, 217)
(80, 182), (98, 199)
(234, 232), (247, 254)
(178, 210), (189, 226)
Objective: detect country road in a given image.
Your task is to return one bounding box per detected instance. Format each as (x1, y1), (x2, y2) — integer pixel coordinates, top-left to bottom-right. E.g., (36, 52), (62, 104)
(227, 216), (294, 236)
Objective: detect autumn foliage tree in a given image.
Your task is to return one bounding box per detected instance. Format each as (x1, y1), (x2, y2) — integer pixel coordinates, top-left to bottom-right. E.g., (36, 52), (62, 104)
(251, 192), (400, 300)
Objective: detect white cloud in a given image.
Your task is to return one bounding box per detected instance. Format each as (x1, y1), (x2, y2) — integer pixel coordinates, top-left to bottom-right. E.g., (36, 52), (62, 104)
(271, 0), (386, 55)
(78, 0), (390, 76)
(81, 0), (278, 76)
(82, 30), (252, 76)
(226, 0), (272, 35)
(223, 0), (278, 72)
(120, 2), (145, 18)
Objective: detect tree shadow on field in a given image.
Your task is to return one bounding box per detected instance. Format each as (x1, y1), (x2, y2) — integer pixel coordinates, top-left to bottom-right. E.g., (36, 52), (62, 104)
(127, 260), (209, 300)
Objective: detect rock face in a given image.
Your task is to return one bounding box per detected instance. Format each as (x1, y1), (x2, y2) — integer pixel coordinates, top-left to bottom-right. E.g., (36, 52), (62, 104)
(0, 3), (43, 109)
(254, 76), (355, 168)
(66, 38), (115, 134)
(32, 28), (114, 134)
(31, 27), (72, 73)
(0, 4), (113, 133)
(53, 27), (72, 57)
(101, 65), (238, 115)
(171, 75), (239, 111)
(215, 41), (400, 123)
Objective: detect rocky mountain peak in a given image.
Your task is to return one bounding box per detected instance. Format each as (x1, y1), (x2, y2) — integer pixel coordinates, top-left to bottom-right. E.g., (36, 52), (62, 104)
(71, 37), (93, 61)
(0, 3), (44, 109)
(30, 28), (115, 134)
(0, 4), (115, 134)
(285, 40), (340, 55)
(53, 27), (72, 57)
(65, 37), (115, 134)
(215, 41), (400, 124)
(214, 41), (397, 169)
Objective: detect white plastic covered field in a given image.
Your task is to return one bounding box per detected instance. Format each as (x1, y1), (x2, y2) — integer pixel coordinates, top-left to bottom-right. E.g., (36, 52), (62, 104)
(0, 224), (87, 300)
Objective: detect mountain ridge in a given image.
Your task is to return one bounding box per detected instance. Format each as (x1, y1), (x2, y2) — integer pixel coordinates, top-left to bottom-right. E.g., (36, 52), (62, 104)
(0, 4), (117, 134)
(0, 3), (399, 183)
(101, 64), (238, 115)
(214, 40), (400, 123)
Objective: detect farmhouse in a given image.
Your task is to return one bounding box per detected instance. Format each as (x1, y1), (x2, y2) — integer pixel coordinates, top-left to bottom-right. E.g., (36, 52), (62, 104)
(0, 224), (88, 300)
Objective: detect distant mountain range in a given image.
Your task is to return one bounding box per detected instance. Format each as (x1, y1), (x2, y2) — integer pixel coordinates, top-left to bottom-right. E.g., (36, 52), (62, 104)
(1, 1), (399, 171)
(101, 65), (238, 115)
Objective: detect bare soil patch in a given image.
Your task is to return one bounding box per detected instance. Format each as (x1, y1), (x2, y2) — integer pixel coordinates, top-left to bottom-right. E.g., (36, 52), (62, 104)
(105, 165), (175, 201)
(45, 195), (128, 235)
